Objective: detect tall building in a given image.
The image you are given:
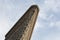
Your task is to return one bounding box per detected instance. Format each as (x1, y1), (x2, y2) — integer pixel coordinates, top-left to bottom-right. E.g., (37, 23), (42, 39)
(5, 5), (39, 40)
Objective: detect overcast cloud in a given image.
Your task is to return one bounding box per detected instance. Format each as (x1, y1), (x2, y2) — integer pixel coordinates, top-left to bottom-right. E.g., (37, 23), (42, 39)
(0, 0), (60, 40)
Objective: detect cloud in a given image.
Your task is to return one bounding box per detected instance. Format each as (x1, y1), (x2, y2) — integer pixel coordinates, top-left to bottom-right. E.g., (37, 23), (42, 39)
(49, 22), (55, 27)
(49, 21), (60, 28)
(0, 0), (60, 40)
(36, 0), (60, 28)
(43, 32), (60, 40)
(0, 18), (9, 40)
(44, 0), (60, 12)
(38, 0), (60, 21)
(55, 21), (60, 27)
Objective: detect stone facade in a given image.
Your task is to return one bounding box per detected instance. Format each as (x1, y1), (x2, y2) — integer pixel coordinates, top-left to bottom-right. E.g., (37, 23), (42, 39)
(5, 5), (39, 40)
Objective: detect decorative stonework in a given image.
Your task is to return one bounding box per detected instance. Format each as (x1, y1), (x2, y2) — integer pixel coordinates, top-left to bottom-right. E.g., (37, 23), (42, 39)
(5, 5), (39, 40)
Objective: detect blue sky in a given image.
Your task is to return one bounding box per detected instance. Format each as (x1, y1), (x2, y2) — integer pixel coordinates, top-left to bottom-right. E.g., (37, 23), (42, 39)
(0, 0), (60, 40)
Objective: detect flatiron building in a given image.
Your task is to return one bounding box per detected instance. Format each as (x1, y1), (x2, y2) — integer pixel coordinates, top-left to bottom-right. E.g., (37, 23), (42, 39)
(5, 5), (39, 40)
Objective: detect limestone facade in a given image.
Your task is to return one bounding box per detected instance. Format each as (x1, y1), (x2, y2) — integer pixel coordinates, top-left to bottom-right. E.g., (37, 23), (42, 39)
(5, 5), (39, 40)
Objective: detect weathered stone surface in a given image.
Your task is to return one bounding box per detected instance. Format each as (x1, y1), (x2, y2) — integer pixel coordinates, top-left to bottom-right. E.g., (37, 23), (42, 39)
(5, 5), (39, 40)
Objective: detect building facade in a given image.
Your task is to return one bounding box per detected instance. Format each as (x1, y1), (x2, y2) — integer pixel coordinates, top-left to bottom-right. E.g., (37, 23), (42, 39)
(5, 5), (39, 40)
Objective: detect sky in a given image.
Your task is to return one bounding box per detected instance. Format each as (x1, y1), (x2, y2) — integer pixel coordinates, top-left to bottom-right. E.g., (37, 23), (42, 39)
(0, 0), (60, 40)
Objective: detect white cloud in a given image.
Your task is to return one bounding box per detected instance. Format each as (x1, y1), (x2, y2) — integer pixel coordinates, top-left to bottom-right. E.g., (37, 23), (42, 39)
(44, 0), (60, 12)
(0, 0), (60, 40)
(49, 22), (55, 27)
(55, 21), (60, 27)
(38, 0), (60, 28)
(34, 20), (44, 29)
(39, 0), (60, 20)
(49, 21), (60, 28)
(43, 32), (60, 40)
(39, 10), (47, 20)
(0, 18), (9, 40)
